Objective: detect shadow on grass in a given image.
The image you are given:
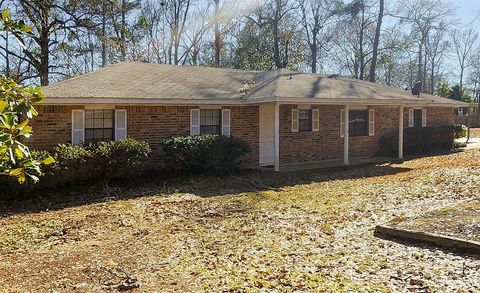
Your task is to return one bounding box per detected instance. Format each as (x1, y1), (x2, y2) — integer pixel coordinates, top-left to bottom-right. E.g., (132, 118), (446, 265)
(0, 160), (412, 218)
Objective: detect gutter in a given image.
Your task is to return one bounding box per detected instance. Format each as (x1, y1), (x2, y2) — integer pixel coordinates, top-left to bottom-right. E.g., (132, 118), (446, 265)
(43, 96), (467, 108)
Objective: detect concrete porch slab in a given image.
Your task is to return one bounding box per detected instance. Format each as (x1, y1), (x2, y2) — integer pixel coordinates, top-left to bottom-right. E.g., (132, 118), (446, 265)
(256, 156), (398, 172)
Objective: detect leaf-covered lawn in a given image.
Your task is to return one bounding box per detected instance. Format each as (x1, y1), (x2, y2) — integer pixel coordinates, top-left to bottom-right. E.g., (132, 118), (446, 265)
(1, 149), (480, 292)
(389, 200), (480, 244)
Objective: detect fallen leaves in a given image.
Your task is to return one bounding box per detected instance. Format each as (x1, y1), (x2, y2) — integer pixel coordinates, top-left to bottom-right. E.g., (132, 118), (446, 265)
(1, 149), (480, 292)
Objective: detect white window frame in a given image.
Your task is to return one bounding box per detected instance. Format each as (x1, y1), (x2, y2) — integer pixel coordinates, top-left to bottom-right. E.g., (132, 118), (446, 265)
(312, 108), (320, 132)
(71, 109), (85, 146)
(115, 109), (127, 140)
(192, 107), (230, 136)
(368, 109), (375, 136)
(408, 109), (414, 127)
(221, 108), (231, 136)
(291, 108), (299, 132)
(190, 108), (200, 136)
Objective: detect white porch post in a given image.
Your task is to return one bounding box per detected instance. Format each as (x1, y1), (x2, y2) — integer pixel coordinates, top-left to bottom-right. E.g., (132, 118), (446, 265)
(274, 102), (280, 172)
(399, 105), (404, 159)
(344, 105), (349, 165)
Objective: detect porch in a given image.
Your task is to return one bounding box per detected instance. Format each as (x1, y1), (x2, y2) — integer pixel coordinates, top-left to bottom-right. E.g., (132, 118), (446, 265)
(256, 156), (398, 172)
(258, 103), (406, 172)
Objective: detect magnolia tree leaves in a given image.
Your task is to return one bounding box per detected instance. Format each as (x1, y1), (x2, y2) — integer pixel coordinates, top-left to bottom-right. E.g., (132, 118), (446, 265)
(0, 10), (54, 184)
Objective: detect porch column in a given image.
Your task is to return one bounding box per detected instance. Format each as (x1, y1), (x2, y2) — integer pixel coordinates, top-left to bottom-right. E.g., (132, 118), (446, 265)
(274, 102), (280, 172)
(344, 105), (349, 165)
(399, 105), (404, 159)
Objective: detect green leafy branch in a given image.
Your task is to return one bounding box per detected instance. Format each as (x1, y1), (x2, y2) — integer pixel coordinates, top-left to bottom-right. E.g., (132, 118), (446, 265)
(0, 9), (54, 184)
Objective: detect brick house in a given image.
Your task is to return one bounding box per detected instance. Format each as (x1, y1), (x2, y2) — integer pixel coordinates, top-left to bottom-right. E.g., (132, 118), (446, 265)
(31, 62), (465, 171)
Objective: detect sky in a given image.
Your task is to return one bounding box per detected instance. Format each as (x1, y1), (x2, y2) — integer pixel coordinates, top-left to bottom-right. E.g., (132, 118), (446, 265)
(452, 0), (480, 26)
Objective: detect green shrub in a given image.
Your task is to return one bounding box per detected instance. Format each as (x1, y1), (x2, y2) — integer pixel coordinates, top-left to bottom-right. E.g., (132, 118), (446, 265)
(377, 126), (455, 157)
(453, 124), (467, 139)
(162, 135), (250, 175)
(86, 138), (151, 183)
(0, 139), (151, 199)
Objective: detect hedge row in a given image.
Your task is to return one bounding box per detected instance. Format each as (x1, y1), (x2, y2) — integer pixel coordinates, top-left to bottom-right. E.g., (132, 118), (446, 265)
(0, 139), (151, 198)
(0, 135), (251, 198)
(377, 125), (456, 156)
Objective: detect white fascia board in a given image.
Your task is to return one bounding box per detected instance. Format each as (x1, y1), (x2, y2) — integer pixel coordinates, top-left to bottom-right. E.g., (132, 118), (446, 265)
(44, 97), (244, 105)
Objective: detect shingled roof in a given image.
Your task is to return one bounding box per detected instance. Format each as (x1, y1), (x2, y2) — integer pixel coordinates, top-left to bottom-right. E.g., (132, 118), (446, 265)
(43, 62), (465, 107)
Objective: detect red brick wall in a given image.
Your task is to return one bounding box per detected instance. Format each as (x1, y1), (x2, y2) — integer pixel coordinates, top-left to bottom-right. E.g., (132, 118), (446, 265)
(350, 107), (399, 157)
(29, 105), (259, 167)
(228, 106), (259, 166)
(426, 107), (454, 126)
(29, 105), (82, 150)
(119, 105), (259, 166)
(279, 105), (455, 165)
(280, 105), (343, 164)
(29, 104), (455, 168)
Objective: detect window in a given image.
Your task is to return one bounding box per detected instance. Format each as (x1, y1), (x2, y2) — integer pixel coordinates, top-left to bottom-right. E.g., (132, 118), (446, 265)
(413, 109), (422, 127)
(298, 109), (312, 132)
(200, 109), (221, 135)
(84, 109), (114, 144)
(349, 110), (368, 137)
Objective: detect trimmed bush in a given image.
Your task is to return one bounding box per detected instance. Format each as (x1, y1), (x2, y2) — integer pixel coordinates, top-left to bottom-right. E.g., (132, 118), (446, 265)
(453, 124), (467, 139)
(162, 135), (250, 175)
(0, 139), (151, 199)
(87, 139), (151, 183)
(377, 126), (456, 157)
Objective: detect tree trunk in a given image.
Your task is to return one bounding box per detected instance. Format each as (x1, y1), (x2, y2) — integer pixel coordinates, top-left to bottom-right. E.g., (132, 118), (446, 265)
(120, 0), (126, 61)
(417, 31), (426, 86)
(101, 2), (107, 67)
(273, 0), (282, 69)
(358, 7), (365, 80)
(311, 43), (317, 73)
(369, 0), (384, 82)
(214, 0), (220, 67)
(460, 67), (464, 89)
(39, 31), (49, 86)
(430, 60), (435, 94)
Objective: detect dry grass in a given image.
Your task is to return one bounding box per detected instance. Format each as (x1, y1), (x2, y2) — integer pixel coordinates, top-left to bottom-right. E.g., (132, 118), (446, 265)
(390, 200), (480, 243)
(470, 127), (480, 138)
(1, 149), (480, 292)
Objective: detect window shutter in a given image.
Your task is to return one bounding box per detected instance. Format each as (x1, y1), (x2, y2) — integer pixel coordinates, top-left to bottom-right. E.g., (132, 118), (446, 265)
(115, 109), (127, 140)
(422, 109), (427, 127)
(190, 109), (200, 136)
(340, 109), (345, 137)
(71, 110), (85, 146)
(368, 109), (375, 136)
(408, 109), (414, 127)
(312, 109), (320, 132)
(291, 108), (299, 132)
(221, 109), (231, 136)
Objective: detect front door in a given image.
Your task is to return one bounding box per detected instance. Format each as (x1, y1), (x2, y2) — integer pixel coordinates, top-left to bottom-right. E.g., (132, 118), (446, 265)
(259, 104), (275, 166)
